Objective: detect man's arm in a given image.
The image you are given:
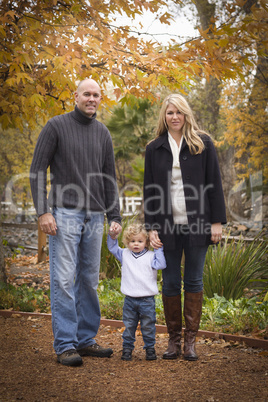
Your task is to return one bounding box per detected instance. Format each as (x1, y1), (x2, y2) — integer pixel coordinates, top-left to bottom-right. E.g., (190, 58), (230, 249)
(30, 121), (57, 216)
(102, 132), (122, 225)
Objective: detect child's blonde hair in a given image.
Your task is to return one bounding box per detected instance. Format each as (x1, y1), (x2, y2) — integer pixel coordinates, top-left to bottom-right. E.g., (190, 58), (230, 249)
(123, 223), (150, 248)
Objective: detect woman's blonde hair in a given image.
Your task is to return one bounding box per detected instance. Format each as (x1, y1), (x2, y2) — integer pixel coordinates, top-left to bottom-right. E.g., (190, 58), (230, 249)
(155, 94), (209, 154)
(123, 223), (150, 248)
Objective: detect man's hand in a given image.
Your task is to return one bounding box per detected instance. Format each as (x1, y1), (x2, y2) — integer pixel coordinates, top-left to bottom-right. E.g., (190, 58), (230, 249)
(108, 221), (122, 239)
(39, 213), (57, 236)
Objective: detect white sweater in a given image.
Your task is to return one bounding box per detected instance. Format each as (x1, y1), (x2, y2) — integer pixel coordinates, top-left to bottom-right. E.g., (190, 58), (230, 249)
(107, 236), (166, 297)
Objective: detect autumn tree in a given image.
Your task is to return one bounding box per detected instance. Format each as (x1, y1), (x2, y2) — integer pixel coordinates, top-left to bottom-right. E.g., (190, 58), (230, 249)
(218, 4), (268, 184)
(219, 71), (268, 183)
(185, 1), (266, 154)
(0, 0), (186, 132)
(170, 0), (267, 141)
(1, 0), (255, 133)
(169, 0), (267, 221)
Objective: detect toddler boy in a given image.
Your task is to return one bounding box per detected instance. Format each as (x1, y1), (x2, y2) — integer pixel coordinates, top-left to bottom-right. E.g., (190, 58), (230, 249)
(107, 223), (166, 361)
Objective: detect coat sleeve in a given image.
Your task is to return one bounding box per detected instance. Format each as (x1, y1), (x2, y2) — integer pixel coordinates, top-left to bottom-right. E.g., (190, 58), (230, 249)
(203, 136), (227, 224)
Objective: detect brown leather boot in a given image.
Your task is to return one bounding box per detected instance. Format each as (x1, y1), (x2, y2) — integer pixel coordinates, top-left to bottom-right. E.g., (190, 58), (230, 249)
(162, 294), (182, 360)
(183, 291), (203, 361)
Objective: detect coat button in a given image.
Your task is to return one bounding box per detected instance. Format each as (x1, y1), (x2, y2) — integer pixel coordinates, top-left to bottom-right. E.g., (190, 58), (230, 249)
(182, 156), (187, 160)
(186, 175), (190, 180)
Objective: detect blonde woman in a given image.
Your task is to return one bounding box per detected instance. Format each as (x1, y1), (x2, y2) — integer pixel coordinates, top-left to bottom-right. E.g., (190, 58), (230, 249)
(143, 94), (226, 361)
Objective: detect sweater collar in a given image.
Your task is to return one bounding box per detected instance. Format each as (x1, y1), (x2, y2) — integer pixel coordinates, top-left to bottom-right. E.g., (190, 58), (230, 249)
(71, 105), (97, 125)
(131, 248), (148, 259)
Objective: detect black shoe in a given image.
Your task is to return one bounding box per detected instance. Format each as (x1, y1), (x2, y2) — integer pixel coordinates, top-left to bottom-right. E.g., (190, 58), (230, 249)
(121, 348), (132, 361)
(57, 349), (83, 366)
(78, 343), (113, 358)
(146, 348), (157, 361)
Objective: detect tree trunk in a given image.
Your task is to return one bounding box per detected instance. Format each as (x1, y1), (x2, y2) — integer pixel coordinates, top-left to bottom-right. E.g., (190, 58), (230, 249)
(192, 1), (234, 210)
(0, 202), (7, 284)
(195, 0), (222, 138)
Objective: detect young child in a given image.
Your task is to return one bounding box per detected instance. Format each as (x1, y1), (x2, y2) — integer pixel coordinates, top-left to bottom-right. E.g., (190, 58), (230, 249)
(107, 223), (166, 361)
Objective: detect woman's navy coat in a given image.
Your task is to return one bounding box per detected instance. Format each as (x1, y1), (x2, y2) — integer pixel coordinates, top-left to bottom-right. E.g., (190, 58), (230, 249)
(143, 133), (227, 250)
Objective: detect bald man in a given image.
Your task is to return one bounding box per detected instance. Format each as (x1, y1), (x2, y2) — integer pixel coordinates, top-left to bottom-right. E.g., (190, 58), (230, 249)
(30, 79), (122, 366)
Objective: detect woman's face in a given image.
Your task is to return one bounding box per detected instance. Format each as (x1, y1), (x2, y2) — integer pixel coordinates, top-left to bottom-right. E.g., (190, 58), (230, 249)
(165, 103), (185, 135)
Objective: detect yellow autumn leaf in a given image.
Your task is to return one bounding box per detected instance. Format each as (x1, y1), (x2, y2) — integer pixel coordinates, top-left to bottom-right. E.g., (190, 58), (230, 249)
(30, 94), (44, 107)
(58, 90), (71, 101)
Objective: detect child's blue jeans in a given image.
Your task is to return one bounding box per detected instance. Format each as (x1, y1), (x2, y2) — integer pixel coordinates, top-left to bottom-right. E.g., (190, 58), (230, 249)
(122, 295), (156, 350)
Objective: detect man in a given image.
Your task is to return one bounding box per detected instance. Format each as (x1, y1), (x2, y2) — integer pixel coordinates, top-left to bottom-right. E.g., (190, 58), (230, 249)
(30, 79), (122, 366)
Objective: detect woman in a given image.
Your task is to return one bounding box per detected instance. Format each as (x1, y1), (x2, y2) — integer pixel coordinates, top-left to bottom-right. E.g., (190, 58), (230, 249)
(143, 94), (226, 361)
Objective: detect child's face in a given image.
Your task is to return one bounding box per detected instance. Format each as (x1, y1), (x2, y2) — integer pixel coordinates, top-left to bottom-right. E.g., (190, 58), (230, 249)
(128, 233), (147, 253)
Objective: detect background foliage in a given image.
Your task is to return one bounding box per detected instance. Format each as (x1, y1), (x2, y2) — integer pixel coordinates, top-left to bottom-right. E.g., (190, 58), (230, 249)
(203, 235), (268, 300)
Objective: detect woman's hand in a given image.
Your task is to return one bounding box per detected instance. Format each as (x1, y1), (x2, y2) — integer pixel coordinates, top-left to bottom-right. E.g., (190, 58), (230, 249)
(211, 222), (222, 244)
(149, 230), (163, 249)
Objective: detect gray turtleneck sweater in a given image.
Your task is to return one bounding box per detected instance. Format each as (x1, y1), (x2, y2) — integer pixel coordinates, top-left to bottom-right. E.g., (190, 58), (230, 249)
(30, 106), (121, 224)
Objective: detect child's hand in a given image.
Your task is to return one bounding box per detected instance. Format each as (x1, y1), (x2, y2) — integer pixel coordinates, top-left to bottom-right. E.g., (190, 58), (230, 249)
(109, 221), (122, 239)
(108, 230), (117, 240)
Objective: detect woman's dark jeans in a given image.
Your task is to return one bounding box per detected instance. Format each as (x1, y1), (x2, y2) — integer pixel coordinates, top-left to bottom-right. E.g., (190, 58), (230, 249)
(162, 225), (208, 296)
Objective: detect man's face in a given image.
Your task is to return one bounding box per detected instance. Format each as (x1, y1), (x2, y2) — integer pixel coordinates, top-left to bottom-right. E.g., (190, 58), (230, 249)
(75, 80), (102, 117)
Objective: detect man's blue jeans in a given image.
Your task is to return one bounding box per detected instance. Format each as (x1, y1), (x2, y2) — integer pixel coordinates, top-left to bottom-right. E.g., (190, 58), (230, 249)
(162, 225), (208, 296)
(122, 296), (156, 350)
(49, 207), (104, 355)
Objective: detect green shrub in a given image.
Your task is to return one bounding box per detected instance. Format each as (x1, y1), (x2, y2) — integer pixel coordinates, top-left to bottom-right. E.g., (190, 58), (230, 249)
(98, 278), (124, 320)
(1, 280), (267, 337)
(203, 234), (268, 300)
(97, 278), (165, 324)
(202, 294), (268, 335)
(155, 292), (165, 325)
(0, 282), (50, 313)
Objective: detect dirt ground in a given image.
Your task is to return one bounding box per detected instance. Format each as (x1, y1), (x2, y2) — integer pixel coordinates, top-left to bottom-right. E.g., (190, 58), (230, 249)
(1, 314), (268, 402)
(1, 255), (268, 401)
